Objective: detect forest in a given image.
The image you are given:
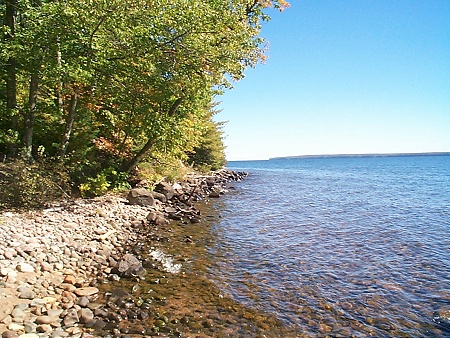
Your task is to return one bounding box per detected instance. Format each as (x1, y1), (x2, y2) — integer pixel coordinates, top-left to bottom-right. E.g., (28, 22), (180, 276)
(0, 0), (288, 206)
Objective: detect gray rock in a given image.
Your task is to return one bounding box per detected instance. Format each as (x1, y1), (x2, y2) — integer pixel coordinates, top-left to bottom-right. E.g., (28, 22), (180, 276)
(78, 308), (94, 324)
(11, 308), (26, 319)
(19, 290), (36, 300)
(151, 191), (167, 203)
(50, 328), (69, 337)
(154, 181), (175, 200)
(24, 321), (38, 333)
(77, 296), (89, 307)
(63, 308), (79, 326)
(126, 188), (155, 206)
(116, 253), (144, 277)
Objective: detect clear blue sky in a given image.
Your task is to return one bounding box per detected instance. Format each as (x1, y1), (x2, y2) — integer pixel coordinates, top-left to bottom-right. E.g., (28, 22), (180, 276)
(218, 0), (450, 161)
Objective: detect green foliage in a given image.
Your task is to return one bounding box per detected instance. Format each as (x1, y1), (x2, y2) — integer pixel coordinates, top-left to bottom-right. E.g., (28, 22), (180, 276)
(0, 159), (71, 209)
(78, 168), (130, 198)
(1, 0), (289, 201)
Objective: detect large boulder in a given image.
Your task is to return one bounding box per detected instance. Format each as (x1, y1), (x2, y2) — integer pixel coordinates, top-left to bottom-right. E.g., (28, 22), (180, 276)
(127, 188), (155, 206)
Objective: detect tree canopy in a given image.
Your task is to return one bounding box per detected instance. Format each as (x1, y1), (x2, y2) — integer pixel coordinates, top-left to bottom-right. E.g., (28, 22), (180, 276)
(1, 0), (289, 195)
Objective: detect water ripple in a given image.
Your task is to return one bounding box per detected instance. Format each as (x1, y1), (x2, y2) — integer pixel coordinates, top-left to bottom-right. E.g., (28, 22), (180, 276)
(210, 156), (450, 336)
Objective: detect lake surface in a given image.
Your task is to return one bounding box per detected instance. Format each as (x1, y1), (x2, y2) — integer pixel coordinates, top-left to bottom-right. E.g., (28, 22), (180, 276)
(208, 155), (450, 336)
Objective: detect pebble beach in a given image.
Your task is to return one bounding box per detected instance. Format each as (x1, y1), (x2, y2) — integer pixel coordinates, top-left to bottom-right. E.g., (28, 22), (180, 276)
(0, 170), (248, 338)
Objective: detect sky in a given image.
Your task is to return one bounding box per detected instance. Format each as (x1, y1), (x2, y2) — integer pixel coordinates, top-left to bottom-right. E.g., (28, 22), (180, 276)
(217, 0), (450, 161)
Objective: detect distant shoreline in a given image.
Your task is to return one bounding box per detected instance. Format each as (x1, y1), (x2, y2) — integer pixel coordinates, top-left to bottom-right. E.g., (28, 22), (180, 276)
(269, 152), (450, 161)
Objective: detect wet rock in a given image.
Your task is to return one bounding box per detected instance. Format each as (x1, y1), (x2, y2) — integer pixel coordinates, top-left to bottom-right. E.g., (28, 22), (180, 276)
(116, 253), (144, 278)
(434, 306), (450, 329)
(126, 188), (155, 206)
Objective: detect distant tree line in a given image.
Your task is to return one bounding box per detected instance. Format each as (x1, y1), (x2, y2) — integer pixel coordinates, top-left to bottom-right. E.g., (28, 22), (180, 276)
(0, 0), (288, 196)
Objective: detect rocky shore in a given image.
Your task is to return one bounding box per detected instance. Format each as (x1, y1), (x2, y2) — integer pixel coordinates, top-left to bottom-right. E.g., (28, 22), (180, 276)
(0, 169), (247, 338)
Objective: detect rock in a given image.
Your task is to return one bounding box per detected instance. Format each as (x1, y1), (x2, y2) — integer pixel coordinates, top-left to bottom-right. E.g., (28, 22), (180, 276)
(36, 324), (52, 333)
(50, 328), (69, 338)
(2, 331), (18, 338)
(40, 262), (52, 272)
(63, 308), (79, 326)
(154, 215), (169, 226)
(74, 287), (99, 297)
(77, 296), (90, 307)
(35, 315), (59, 325)
(435, 306), (450, 329)
(116, 254), (144, 277)
(1, 331), (18, 338)
(18, 289), (35, 300)
(17, 262), (34, 273)
(23, 321), (37, 333)
(18, 334), (40, 338)
(63, 275), (76, 285)
(78, 308), (94, 324)
(154, 181), (175, 200)
(151, 191), (167, 203)
(7, 323), (24, 331)
(11, 308), (26, 320)
(126, 188), (155, 206)
(146, 212), (157, 222)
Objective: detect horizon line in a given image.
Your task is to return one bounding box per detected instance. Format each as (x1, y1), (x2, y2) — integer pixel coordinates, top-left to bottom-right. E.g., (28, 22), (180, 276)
(227, 151), (450, 162)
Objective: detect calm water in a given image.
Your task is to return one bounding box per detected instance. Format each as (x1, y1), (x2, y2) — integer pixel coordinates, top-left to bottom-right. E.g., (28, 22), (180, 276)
(208, 155), (450, 337)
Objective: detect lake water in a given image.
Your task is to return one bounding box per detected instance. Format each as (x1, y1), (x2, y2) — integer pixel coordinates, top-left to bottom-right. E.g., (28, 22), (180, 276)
(208, 155), (450, 337)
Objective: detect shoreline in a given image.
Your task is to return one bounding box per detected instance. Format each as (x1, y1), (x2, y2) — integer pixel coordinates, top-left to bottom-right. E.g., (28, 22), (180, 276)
(0, 169), (252, 338)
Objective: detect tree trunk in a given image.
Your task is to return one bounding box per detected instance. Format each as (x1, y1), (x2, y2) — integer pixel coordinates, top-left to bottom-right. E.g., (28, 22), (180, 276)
(23, 72), (39, 161)
(120, 99), (183, 173)
(5, 0), (18, 157)
(55, 36), (64, 115)
(59, 90), (78, 159)
(120, 138), (156, 173)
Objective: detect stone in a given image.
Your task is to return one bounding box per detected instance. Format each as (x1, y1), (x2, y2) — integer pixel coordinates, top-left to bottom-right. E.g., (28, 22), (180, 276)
(77, 296), (90, 307)
(116, 254), (144, 278)
(11, 308), (26, 320)
(16, 263), (34, 273)
(19, 290), (35, 300)
(126, 188), (155, 206)
(74, 287), (99, 297)
(7, 323), (25, 331)
(151, 191), (167, 203)
(50, 328), (69, 338)
(154, 181), (175, 200)
(36, 324), (53, 333)
(63, 275), (76, 285)
(40, 262), (52, 272)
(18, 334), (40, 338)
(63, 309), (79, 326)
(23, 321), (37, 333)
(2, 331), (18, 338)
(1, 331), (18, 338)
(78, 308), (94, 324)
(35, 315), (59, 325)
(154, 215), (169, 226)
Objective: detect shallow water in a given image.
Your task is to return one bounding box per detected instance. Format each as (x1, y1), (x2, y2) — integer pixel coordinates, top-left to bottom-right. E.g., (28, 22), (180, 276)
(209, 155), (450, 336)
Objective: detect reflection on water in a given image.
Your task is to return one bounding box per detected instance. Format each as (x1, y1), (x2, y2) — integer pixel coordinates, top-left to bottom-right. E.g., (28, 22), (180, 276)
(209, 156), (450, 337)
